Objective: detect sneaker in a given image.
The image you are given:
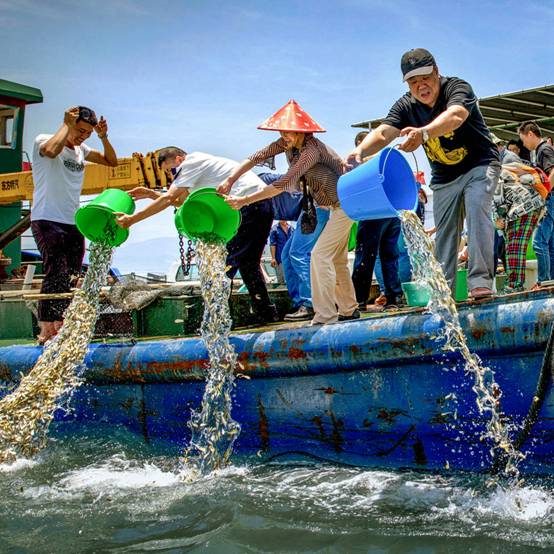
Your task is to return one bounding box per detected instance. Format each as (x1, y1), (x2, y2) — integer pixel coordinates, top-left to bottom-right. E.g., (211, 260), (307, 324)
(338, 309), (360, 321)
(366, 294), (405, 313)
(361, 293), (386, 312)
(284, 305), (314, 321)
(469, 287), (494, 299)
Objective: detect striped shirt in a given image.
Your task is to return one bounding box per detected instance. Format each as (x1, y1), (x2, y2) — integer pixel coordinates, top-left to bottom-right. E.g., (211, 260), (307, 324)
(248, 135), (344, 206)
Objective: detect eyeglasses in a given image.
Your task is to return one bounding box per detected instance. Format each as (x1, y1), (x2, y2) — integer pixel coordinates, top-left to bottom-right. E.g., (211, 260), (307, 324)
(77, 106), (98, 126)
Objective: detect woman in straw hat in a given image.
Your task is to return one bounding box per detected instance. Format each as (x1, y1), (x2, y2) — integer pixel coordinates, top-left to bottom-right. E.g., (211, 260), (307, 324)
(220, 100), (359, 325)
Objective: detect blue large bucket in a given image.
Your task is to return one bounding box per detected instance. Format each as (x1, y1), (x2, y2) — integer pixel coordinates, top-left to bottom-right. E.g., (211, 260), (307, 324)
(338, 147), (417, 220)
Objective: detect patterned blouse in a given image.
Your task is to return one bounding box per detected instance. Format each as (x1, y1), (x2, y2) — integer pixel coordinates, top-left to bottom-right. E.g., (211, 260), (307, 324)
(248, 135), (344, 206)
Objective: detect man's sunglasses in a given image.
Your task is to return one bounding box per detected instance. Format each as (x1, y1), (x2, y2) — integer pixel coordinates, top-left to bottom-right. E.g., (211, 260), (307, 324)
(77, 106), (98, 126)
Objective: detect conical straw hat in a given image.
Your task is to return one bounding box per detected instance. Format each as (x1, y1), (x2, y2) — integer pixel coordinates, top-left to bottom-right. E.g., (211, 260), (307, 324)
(257, 100), (326, 133)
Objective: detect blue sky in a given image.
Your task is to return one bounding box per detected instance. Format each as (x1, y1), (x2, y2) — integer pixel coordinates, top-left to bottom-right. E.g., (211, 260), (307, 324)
(3, 0), (553, 273)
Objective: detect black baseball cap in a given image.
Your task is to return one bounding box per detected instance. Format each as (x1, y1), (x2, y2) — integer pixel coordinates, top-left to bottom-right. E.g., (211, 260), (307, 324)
(401, 48), (436, 81)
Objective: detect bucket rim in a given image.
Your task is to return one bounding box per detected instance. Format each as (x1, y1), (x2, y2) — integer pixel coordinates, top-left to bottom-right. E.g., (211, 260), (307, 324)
(187, 187), (220, 198)
(75, 214), (129, 246)
(77, 204), (118, 213)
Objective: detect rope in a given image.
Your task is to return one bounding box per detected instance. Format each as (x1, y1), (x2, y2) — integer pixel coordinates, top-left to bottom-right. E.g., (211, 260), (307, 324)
(513, 320), (554, 451)
(492, 320), (554, 474)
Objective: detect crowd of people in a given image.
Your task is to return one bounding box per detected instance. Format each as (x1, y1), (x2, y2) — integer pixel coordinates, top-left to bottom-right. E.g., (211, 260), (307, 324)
(30, 48), (554, 342)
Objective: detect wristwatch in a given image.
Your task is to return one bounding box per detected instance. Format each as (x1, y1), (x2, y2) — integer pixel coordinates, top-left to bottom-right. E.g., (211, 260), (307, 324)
(421, 129), (429, 142)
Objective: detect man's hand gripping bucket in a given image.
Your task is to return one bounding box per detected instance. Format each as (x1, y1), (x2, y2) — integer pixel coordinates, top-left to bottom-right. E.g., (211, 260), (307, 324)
(338, 147), (418, 221)
(75, 189), (135, 247)
(174, 187), (241, 244)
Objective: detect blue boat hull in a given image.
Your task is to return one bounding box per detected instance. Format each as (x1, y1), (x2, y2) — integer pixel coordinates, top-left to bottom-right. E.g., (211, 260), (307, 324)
(1, 292), (553, 474)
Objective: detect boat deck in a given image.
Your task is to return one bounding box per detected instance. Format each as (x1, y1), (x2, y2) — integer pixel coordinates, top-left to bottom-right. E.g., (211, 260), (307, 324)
(3, 284), (552, 348)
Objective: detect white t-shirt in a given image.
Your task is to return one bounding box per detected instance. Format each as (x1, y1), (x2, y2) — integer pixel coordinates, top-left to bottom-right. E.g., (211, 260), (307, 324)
(172, 152), (265, 197)
(31, 134), (92, 224)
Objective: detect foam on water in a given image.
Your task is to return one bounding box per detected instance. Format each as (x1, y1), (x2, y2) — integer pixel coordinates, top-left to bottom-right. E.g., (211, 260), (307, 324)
(58, 455), (180, 491)
(21, 455), (181, 502)
(0, 457), (38, 473)
(240, 466), (554, 529)
(467, 485), (554, 521)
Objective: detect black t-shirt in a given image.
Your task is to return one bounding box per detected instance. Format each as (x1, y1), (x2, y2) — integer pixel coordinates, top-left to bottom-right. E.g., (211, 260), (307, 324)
(382, 77), (499, 185)
(535, 140), (554, 175)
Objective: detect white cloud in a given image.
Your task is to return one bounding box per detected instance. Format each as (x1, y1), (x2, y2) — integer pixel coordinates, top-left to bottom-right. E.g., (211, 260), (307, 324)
(0, 0), (71, 20)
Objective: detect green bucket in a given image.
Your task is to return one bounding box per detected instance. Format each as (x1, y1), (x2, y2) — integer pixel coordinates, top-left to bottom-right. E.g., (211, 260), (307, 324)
(348, 221), (358, 251)
(75, 189), (135, 247)
(174, 187), (240, 243)
(401, 281), (431, 307)
(455, 268), (468, 301)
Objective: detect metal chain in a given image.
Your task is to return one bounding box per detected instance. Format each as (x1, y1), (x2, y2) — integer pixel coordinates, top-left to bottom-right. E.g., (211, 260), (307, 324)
(178, 232), (195, 277)
(175, 206), (195, 277)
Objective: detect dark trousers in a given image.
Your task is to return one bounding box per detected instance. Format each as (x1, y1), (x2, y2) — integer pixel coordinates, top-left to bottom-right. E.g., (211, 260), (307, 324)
(226, 199), (274, 315)
(352, 217), (402, 304)
(31, 219), (85, 321)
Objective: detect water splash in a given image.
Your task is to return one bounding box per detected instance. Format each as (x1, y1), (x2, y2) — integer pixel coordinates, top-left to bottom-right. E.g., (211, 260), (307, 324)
(399, 210), (524, 481)
(0, 243), (113, 463)
(181, 241), (240, 478)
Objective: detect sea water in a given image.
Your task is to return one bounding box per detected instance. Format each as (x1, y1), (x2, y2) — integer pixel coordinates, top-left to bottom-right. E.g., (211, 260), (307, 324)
(0, 432), (552, 553)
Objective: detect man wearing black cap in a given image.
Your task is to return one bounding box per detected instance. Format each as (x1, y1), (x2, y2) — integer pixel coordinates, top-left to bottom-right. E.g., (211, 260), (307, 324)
(348, 48), (500, 300)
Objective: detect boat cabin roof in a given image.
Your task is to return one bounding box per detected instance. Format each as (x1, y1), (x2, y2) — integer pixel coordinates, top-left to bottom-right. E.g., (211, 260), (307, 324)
(0, 79), (43, 105)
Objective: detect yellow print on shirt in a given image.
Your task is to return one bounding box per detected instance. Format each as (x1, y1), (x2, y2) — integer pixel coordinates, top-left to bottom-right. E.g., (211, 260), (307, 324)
(423, 133), (468, 165)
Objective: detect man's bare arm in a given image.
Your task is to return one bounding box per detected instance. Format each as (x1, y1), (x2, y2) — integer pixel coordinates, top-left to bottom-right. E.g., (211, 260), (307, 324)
(116, 184), (187, 228)
(398, 105), (469, 152)
(39, 107), (78, 158)
(224, 184), (281, 210)
(346, 124), (400, 165)
(217, 159), (257, 194)
(85, 117), (118, 167)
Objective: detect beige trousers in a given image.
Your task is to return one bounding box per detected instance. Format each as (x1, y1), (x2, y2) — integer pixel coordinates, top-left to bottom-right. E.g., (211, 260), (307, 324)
(310, 206), (358, 324)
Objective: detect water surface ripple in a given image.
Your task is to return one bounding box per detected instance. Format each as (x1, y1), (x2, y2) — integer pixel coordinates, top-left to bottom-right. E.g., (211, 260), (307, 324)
(1, 434), (552, 553)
